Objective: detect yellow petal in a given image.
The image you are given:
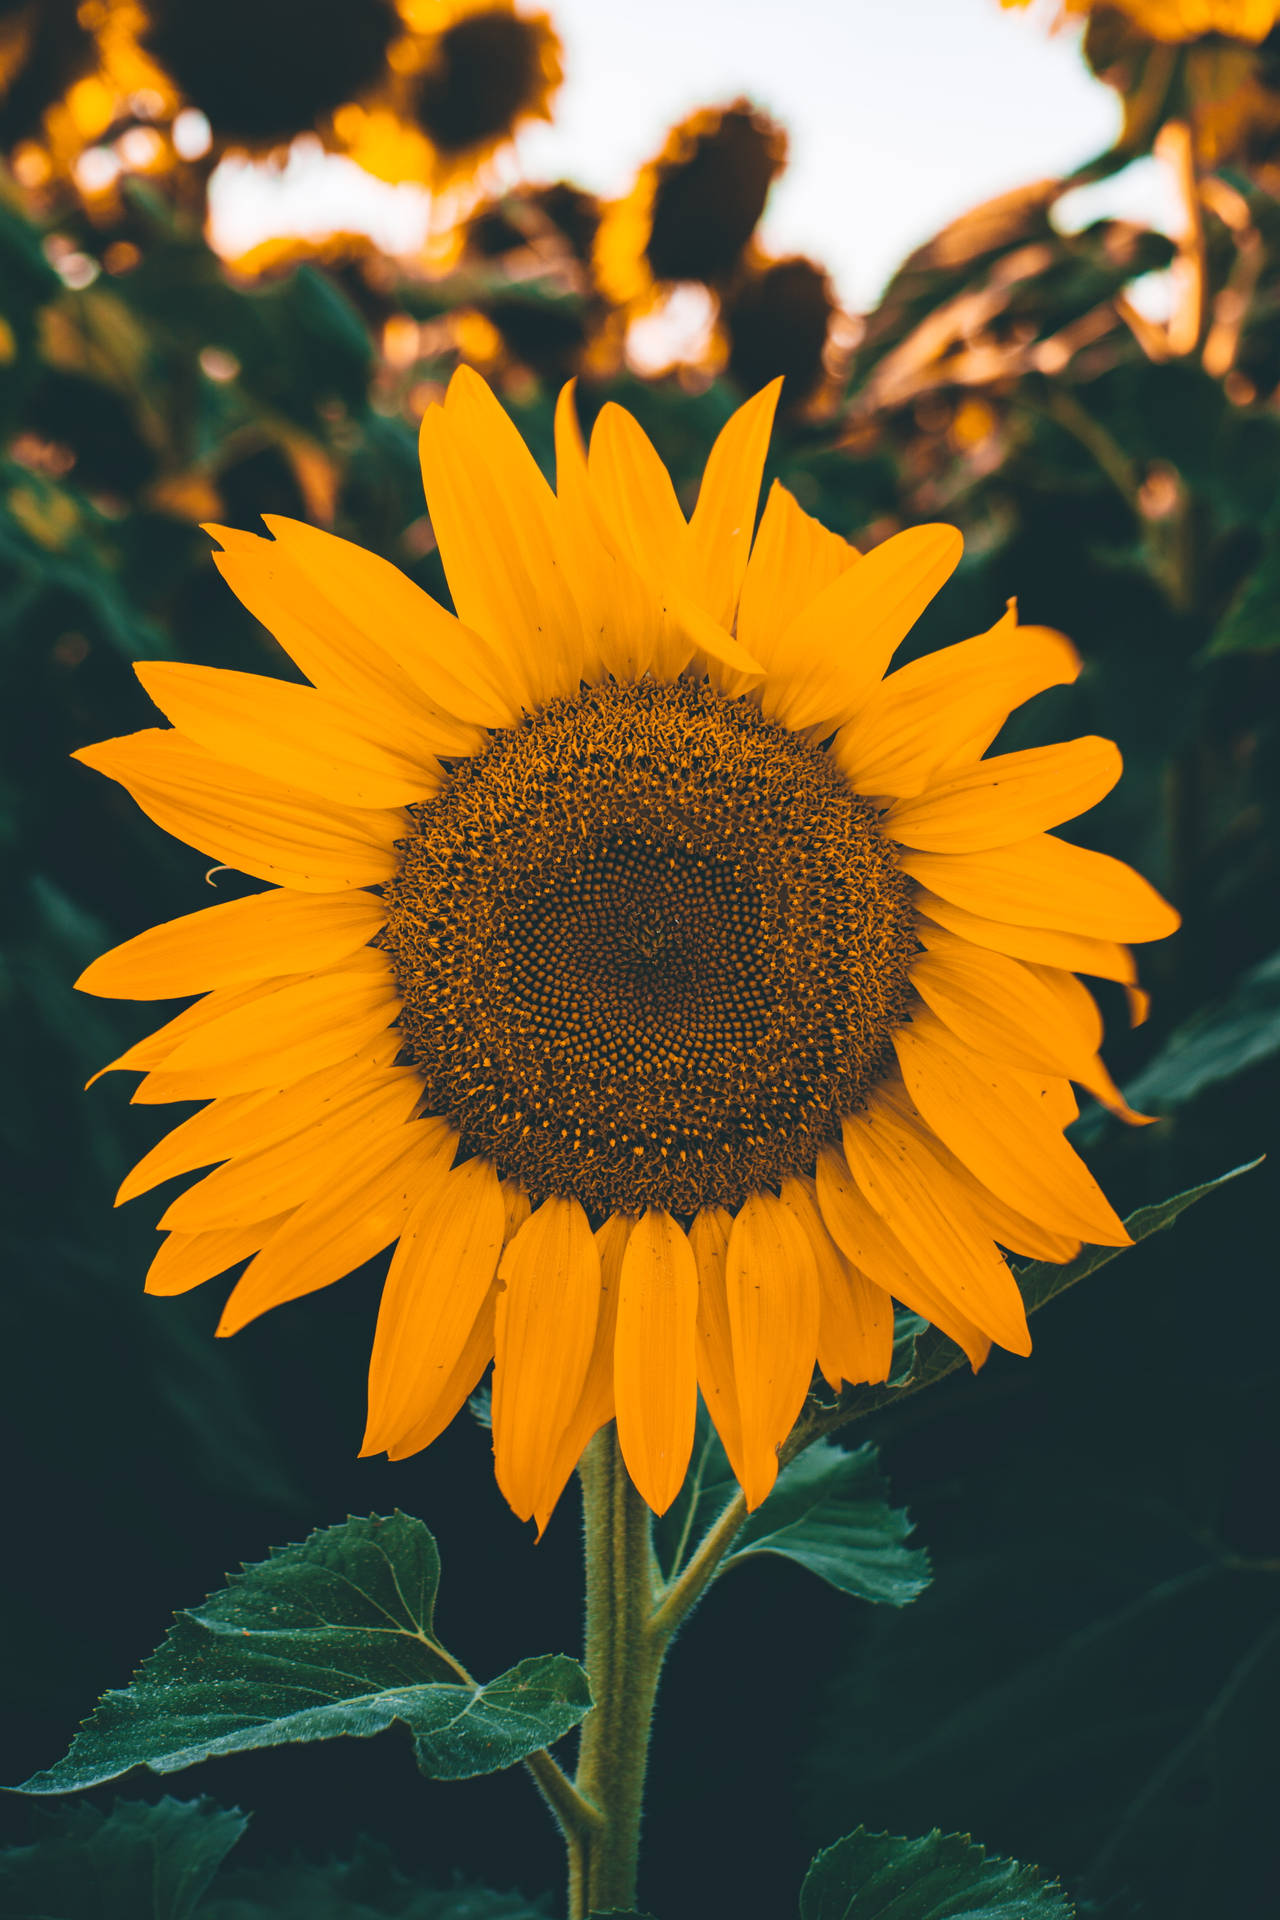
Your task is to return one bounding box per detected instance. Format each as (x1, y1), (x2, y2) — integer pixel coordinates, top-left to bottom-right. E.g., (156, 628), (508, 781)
(362, 1154), (505, 1454)
(686, 379), (782, 628)
(156, 957), (399, 1095)
(688, 1204), (747, 1487)
(587, 399), (688, 585)
(725, 1190), (820, 1510)
(762, 524), (963, 736)
(914, 888), (1139, 986)
(814, 1145), (992, 1369)
(144, 1215), (291, 1296)
(532, 1210), (632, 1534)
(833, 605), (1080, 798)
(492, 1195), (601, 1522)
(1019, 961), (1154, 1124)
(899, 833), (1181, 943)
(891, 1011), (1130, 1245)
(736, 481), (860, 681)
(259, 515), (515, 731)
(883, 736), (1122, 853)
(135, 662), (443, 809)
(89, 978), (277, 1086)
(554, 382), (660, 683)
(218, 1118), (456, 1335)
(613, 1209), (699, 1516)
(74, 730), (404, 892)
(158, 1073), (423, 1230)
(77, 887), (387, 1001)
(910, 933), (1115, 1086)
(419, 370), (583, 708)
(837, 1107), (1032, 1356)
(207, 527), (483, 744)
(780, 1176), (893, 1388)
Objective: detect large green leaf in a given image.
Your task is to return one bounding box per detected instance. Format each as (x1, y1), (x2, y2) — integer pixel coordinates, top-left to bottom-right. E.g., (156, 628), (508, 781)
(819, 1161), (1261, 1433)
(0, 1797), (247, 1920)
(1094, 949), (1280, 1123)
(723, 1442), (931, 1606)
(22, 1515), (590, 1794)
(798, 1827), (1072, 1920)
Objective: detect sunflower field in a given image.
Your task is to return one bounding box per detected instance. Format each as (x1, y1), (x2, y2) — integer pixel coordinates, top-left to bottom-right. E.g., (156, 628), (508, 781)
(1, 3), (1277, 1917)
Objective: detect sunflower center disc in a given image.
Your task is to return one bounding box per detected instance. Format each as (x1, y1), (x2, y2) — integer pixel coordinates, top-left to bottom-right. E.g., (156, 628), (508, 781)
(382, 680), (918, 1218)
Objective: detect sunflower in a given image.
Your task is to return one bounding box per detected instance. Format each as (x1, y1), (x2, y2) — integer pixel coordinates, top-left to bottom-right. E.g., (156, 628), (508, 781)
(75, 371), (1178, 1525)
(594, 100), (788, 312)
(1002, 0), (1280, 42)
(722, 255), (837, 408)
(336, 0), (562, 191)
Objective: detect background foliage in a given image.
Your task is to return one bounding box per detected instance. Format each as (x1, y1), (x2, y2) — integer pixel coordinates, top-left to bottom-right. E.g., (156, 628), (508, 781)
(1, 3), (1277, 1915)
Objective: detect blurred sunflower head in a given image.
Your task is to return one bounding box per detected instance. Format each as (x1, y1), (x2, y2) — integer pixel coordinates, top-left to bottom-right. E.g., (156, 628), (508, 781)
(595, 99), (787, 310)
(722, 254), (837, 407)
(140, 0), (401, 152)
(1003, 0), (1280, 42)
(76, 372), (1178, 1525)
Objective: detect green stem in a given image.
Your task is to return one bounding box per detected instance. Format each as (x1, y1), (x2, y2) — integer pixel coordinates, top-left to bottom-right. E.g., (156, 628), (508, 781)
(568, 1427), (665, 1919)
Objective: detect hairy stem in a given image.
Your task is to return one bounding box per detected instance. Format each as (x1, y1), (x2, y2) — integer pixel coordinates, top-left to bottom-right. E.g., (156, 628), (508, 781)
(568, 1427), (665, 1918)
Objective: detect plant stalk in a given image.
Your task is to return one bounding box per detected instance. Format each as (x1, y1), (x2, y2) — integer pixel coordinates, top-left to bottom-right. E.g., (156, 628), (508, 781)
(567, 1426), (665, 1918)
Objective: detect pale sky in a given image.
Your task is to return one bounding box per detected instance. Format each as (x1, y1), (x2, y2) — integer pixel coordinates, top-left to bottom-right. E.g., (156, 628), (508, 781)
(210, 0), (1177, 312)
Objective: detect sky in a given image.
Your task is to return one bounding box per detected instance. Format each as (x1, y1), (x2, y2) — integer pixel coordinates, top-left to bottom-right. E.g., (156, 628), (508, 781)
(210, 0), (1179, 313)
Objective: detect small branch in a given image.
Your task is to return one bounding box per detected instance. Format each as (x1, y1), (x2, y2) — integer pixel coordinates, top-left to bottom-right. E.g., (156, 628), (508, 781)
(650, 1488), (747, 1641)
(524, 1747), (604, 1839)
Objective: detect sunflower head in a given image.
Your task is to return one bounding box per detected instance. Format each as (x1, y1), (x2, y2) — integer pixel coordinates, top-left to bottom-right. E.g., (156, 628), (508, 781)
(595, 99), (788, 310)
(407, 0), (561, 179)
(723, 255), (837, 407)
(139, 0), (401, 152)
(74, 369), (1179, 1527)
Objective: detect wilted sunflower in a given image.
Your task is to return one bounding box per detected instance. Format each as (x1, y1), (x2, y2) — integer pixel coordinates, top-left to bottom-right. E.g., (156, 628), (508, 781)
(722, 255), (837, 407)
(594, 100), (787, 311)
(1002, 0), (1280, 41)
(76, 371), (1178, 1525)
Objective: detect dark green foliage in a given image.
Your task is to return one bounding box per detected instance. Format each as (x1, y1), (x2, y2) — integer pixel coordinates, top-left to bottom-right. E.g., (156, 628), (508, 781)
(0, 1796), (247, 1920)
(798, 1828), (1072, 1920)
(23, 1516), (590, 1794)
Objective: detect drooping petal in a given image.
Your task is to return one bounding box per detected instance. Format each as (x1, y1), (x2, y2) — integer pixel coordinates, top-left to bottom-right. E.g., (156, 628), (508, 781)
(77, 887), (387, 1001)
(381, 1176), (529, 1464)
(217, 1118), (456, 1334)
(74, 730), (404, 892)
(532, 1210), (633, 1533)
(833, 605), (1080, 798)
(135, 662), (443, 809)
(144, 1215), (292, 1296)
(837, 1107), (1033, 1356)
(882, 737), (1122, 853)
(613, 1209), (699, 1515)
(157, 1073), (423, 1230)
(762, 524), (963, 736)
(686, 379), (782, 628)
(725, 1190), (820, 1510)
(780, 1177), (893, 1389)
(899, 833), (1181, 942)
(363, 1154), (505, 1455)
(913, 887), (1140, 986)
(688, 1205), (746, 1486)
(814, 1146), (992, 1369)
(492, 1195), (601, 1522)
(892, 1011), (1130, 1245)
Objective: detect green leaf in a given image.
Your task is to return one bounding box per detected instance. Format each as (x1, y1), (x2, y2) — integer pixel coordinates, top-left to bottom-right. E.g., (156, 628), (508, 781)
(0, 1796), (247, 1920)
(202, 1839), (550, 1919)
(723, 1441), (931, 1606)
(798, 1827), (1072, 1919)
(21, 1514), (590, 1795)
(1208, 512), (1280, 653)
(1089, 948), (1280, 1125)
(819, 1161), (1261, 1432)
